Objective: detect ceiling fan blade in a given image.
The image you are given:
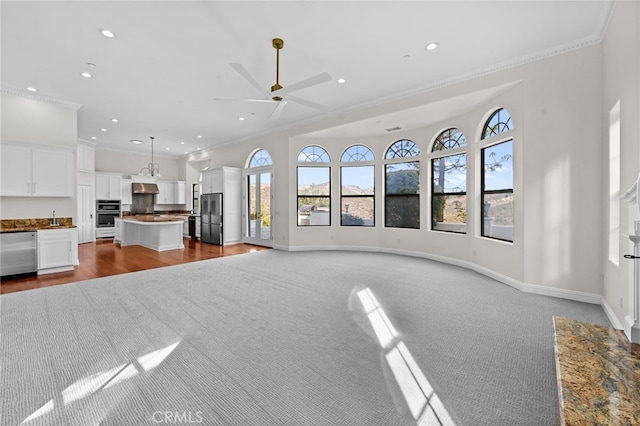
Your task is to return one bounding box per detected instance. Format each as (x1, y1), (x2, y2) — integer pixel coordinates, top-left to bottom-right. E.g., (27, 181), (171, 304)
(272, 72), (332, 96)
(213, 97), (276, 103)
(270, 101), (287, 120)
(285, 94), (326, 111)
(229, 63), (270, 99)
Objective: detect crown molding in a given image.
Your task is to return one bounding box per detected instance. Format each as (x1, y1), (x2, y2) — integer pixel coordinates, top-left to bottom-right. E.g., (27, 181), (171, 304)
(1, 88), (82, 110)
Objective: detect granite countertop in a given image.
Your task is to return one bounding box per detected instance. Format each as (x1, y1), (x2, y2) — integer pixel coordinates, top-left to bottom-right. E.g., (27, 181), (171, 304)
(553, 316), (640, 425)
(0, 218), (75, 233)
(123, 215), (185, 223)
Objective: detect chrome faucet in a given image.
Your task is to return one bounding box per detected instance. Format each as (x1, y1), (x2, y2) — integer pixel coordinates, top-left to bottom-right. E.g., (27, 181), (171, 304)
(51, 210), (59, 226)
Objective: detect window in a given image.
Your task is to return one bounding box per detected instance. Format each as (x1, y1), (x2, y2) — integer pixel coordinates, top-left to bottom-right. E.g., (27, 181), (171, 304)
(481, 108), (513, 241)
(249, 149), (273, 168)
(341, 145), (374, 226)
(297, 145), (331, 226)
(385, 140), (420, 229)
(483, 108), (513, 139)
(431, 129), (467, 233)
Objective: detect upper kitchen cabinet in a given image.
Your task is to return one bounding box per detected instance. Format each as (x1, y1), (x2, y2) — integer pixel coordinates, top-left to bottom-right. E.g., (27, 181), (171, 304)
(156, 180), (186, 204)
(76, 141), (95, 173)
(95, 172), (122, 200)
(1, 142), (73, 197)
(121, 178), (133, 205)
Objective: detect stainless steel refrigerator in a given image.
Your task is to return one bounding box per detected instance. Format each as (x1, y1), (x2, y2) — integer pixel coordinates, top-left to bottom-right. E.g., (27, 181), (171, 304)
(201, 192), (223, 245)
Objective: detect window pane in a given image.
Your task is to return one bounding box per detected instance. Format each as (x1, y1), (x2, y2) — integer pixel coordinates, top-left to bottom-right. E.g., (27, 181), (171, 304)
(483, 192), (513, 241)
(298, 197), (330, 226)
(385, 195), (419, 228)
(341, 145), (374, 162)
(298, 167), (330, 195)
(483, 108), (513, 139)
(298, 145), (330, 162)
(249, 149), (272, 167)
(483, 140), (513, 191)
(342, 166), (374, 195)
(432, 194), (467, 233)
(432, 154), (466, 193)
(433, 128), (466, 152)
(385, 162), (419, 195)
(385, 139), (420, 159)
(342, 197), (374, 226)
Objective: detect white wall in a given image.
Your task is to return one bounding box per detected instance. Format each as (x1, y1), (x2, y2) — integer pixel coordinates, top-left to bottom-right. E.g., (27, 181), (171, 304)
(0, 92), (79, 220)
(199, 41), (608, 299)
(602, 1), (640, 327)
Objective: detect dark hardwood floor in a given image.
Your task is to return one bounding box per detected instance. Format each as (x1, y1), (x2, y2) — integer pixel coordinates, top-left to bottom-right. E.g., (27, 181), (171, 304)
(0, 238), (270, 294)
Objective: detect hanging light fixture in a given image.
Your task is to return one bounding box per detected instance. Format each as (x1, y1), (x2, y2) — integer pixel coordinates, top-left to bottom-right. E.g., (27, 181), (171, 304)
(139, 136), (161, 177)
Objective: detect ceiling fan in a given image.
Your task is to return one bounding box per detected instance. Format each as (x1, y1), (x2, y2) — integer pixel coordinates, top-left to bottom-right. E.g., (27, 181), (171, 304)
(215, 38), (332, 119)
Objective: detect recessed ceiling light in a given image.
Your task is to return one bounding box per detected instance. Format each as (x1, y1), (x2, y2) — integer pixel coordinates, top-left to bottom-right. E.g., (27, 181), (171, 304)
(180, 141), (185, 145)
(99, 29), (116, 38)
(337, 78), (346, 84)
(80, 72), (93, 78)
(165, 147), (170, 150)
(91, 136), (97, 140)
(111, 118), (118, 123)
(184, 151), (188, 154)
(26, 87), (38, 92)
(87, 62), (96, 67)
(238, 116), (245, 121)
(425, 42), (440, 51)
(197, 135), (203, 139)
(100, 128), (107, 132)
(130, 139), (143, 144)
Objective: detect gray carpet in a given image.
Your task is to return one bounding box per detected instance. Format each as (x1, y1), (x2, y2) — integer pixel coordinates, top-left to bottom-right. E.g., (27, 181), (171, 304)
(0, 250), (610, 425)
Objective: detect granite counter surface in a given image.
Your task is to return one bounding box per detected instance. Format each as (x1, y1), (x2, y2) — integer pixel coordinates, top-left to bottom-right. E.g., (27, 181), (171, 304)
(0, 218), (75, 233)
(553, 316), (640, 425)
(123, 215), (185, 223)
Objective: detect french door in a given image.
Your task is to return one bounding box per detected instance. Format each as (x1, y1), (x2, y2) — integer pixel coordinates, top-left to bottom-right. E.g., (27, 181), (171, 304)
(243, 169), (272, 247)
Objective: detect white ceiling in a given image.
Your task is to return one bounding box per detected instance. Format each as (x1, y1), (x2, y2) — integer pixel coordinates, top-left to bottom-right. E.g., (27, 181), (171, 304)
(1, 1), (613, 158)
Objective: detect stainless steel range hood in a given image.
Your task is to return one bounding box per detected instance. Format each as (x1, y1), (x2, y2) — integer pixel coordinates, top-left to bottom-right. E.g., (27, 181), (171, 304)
(132, 182), (159, 194)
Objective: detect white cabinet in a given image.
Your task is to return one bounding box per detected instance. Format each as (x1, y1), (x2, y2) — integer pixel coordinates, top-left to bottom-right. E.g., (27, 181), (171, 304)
(121, 179), (133, 205)
(95, 172), (122, 200)
(114, 218), (123, 243)
(200, 168), (224, 194)
(175, 181), (186, 204)
(1, 143), (73, 197)
(156, 181), (175, 204)
(76, 142), (95, 173)
(157, 180), (186, 204)
(38, 228), (77, 274)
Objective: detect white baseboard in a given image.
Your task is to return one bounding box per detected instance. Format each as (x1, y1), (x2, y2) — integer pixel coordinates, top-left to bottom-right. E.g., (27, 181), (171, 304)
(277, 244), (623, 328)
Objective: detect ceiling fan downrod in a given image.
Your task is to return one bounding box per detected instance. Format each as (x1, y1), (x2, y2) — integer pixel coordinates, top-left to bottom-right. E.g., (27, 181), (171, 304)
(271, 38), (284, 100)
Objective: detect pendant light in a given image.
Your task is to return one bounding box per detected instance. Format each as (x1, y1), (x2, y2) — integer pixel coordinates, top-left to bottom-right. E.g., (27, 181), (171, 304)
(139, 136), (161, 177)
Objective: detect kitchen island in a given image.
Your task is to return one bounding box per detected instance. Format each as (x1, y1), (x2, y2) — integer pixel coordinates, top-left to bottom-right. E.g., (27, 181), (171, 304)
(116, 215), (184, 251)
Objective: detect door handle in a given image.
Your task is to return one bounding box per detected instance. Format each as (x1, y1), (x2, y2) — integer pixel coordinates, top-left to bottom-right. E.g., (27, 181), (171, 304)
(624, 254), (640, 259)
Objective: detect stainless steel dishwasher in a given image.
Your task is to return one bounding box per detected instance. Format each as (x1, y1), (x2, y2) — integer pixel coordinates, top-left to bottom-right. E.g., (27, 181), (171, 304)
(0, 231), (37, 277)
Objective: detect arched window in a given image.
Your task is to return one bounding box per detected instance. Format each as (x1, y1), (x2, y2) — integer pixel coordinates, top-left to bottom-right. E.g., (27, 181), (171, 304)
(482, 108), (513, 139)
(248, 149), (272, 168)
(431, 128), (467, 233)
(481, 108), (514, 242)
(384, 139), (420, 229)
(297, 145), (331, 226)
(340, 145), (374, 226)
(298, 145), (331, 162)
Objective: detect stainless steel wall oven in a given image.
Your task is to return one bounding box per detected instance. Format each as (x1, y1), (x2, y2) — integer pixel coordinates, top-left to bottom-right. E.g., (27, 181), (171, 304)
(96, 199), (121, 228)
